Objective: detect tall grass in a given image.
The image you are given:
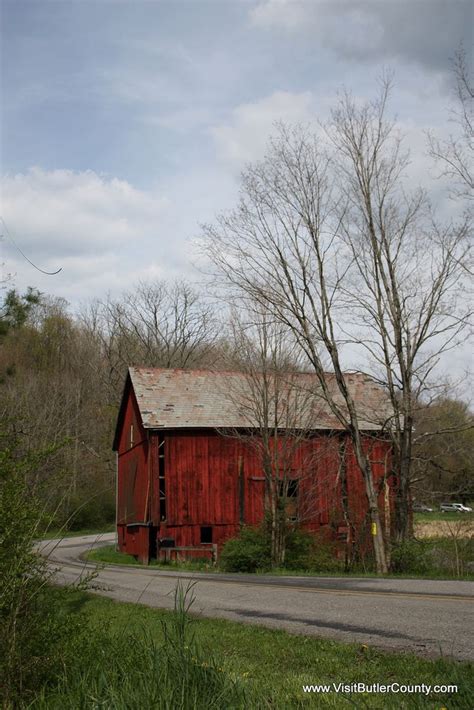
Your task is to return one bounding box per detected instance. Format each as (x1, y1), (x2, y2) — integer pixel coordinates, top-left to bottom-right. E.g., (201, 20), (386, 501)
(31, 582), (259, 709)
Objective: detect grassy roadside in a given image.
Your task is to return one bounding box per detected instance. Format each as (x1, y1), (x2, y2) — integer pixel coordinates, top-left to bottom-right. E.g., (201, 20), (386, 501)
(86, 544), (474, 581)
(36, 588), (473, 709)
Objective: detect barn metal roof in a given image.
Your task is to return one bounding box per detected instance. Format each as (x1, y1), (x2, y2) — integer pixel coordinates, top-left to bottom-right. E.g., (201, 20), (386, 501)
(127, 367), (392, 432)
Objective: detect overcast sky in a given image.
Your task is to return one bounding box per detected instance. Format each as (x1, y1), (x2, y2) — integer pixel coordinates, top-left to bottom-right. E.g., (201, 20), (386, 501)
(0, 0), (472, 315)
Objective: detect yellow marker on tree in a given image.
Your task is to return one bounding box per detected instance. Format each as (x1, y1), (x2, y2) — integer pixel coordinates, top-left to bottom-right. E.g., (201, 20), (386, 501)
(371, 522), (377, 536)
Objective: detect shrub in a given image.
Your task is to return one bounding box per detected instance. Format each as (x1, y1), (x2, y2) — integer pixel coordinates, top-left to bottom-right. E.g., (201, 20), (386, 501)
(390, 536), (474, 578)
(390, 539), (431, 574)
(219, 526), (271, 572)
(424, 536), (473, 578)
(220, 525), (349, 573)
(283, 527), (314, 569)
(307, 542), (345, 573)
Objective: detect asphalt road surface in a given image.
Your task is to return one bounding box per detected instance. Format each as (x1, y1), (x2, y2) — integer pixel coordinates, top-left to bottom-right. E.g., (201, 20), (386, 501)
(39, 533), (474, 661)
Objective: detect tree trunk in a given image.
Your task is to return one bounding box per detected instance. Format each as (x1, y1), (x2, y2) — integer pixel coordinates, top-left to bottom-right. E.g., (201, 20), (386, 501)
(359, 455), (389, 574)
(393, 426), (413, 543)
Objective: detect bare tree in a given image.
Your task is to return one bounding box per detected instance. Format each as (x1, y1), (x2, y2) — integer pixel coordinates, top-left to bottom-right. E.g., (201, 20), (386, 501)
(221, 306), (316, 567)
(428, 44), (473, 202)
(82, 280), (220, 402)
(203, 124), (391, 573)
(327, 79), (471, 542)
(203, 77), (471, 570)
(120, 281), (218, 369)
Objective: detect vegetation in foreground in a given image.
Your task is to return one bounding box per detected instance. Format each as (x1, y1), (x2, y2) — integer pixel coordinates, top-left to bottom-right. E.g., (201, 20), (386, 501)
(31, 584), (252, 710)
(30, 586), (474, 709)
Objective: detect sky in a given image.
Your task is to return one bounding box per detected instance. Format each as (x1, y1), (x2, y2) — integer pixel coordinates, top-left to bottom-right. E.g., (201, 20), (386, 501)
(0, 1), (472, 355)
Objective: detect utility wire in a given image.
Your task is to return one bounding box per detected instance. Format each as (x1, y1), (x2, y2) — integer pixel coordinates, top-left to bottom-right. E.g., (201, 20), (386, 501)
(0, 216), (63, 275)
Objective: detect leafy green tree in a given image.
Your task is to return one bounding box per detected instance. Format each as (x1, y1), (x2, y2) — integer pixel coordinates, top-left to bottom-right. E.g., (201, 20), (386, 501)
(0, 287), (41, 336)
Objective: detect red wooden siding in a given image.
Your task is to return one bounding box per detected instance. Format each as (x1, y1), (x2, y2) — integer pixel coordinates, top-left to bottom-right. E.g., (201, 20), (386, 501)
(115, 382), (393, 563)
(116, 386), (152, 561)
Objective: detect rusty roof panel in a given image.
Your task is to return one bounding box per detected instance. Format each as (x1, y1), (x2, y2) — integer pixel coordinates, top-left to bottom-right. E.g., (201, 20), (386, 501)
(128, 367), (392, 431)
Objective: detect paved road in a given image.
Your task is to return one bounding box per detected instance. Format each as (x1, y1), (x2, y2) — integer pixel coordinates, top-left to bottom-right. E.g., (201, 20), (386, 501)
(39, 533), (474, 661)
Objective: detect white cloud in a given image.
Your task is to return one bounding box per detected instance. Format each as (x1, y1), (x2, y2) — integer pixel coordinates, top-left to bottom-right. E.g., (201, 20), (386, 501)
(0, 165), (240, 305)
(0, 167), (173, 302)
(1, 167), (169, 256)
(211, 90), (316, 168)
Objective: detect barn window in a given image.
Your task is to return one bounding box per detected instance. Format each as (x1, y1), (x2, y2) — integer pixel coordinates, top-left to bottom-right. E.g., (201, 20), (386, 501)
(130, 424), (134, 448)
(200, 526), (213, 544)
(279, 479), (299, 522)
(279, 479), (298, 498)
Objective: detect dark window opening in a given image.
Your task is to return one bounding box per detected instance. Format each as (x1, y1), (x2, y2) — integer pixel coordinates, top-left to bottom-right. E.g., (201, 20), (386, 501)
(279, 479), (299, 498)
(287, 479), (299, 498)
(200, 526), (213, 544)
(279, 479), (299, 522)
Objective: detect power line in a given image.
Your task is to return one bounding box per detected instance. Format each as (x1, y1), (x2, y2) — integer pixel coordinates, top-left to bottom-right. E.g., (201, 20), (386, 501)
(0, 216), (63, 276)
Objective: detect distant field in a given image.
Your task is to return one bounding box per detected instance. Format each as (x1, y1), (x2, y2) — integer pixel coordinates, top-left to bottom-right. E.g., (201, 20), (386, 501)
(414, 511), (473, 523)
(414, 512), (474, 540)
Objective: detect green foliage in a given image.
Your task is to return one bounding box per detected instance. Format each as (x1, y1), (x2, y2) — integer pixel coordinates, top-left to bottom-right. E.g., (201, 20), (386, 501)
(220, 525), (348, 574)
(32, 583), (253, 710)
(390, 539), (431, 574)
(282, 527), (315, 569)
(32, 590), (474, 709)
(0, 287), (41, 336)
(428, 536), (474, 578)
(302, 533), (346, 574)
(0, 432), (85, 707)
(219, 526), (272, 572)
(391, 536), (474, 578)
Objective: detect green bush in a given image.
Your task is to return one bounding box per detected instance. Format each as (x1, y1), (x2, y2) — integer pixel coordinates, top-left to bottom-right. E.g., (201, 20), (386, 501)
(219, 525), (348, 573)
(219, 526), (271, 572)
(304, 533), (346, 574)
(390, 539), (431, 574)
(283, 527), (314, 569)
(390, 536), (474, 578)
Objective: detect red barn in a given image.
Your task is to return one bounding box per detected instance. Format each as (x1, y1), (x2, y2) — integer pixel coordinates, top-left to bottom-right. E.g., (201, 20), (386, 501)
(113, 367), (393, 563)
